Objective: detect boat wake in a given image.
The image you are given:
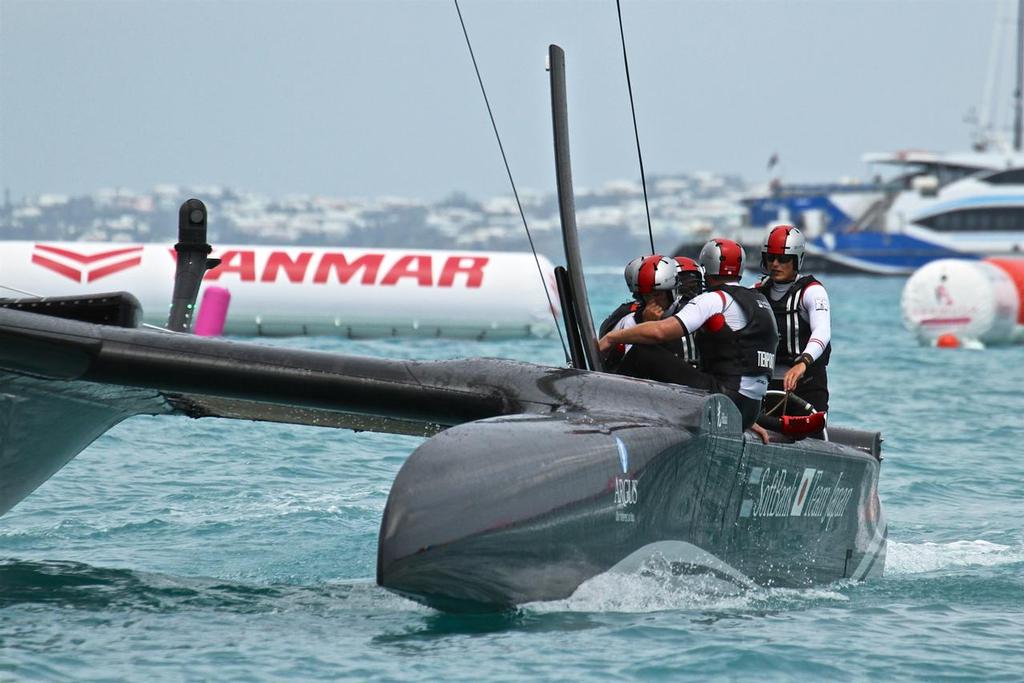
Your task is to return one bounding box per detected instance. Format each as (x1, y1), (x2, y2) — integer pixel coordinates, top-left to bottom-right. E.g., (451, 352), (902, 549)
(529, 540), (1024, 614)
(528, 574), (849, 615)
(886, 540), (1024, 575)
(527, 549), (847, 615)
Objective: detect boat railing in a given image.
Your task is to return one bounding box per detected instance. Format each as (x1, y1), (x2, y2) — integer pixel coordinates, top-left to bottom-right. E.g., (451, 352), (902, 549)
(765, 181), (895, 198)
(845, 192), (900, 233)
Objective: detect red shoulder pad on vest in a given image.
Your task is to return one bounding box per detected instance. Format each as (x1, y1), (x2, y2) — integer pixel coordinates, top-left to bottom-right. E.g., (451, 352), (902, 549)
(704, 313), (726, 332)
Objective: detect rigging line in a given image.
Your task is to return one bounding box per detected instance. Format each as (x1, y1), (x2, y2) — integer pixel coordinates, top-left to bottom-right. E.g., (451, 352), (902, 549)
(0, 283), (43, 298)
(453, 0), (570, 363)
(616, 0), (655, 255)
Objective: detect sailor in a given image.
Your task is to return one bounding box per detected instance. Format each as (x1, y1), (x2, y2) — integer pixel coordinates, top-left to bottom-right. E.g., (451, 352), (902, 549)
(756, 223), (831, 413)
(597, 238), (779, 433)
(663, 256), (704, 368)
(597, 255), (680, 374)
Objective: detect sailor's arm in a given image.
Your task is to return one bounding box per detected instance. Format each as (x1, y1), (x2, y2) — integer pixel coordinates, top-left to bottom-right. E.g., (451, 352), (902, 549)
(783, 283), (831, 391)
(598, 316), (685, 353)
(800, 283), (831, 361)
(598, 292), (719, 354)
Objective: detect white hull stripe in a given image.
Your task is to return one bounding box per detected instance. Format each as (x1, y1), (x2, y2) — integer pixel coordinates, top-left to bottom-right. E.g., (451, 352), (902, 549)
(850, 525), (888, 580)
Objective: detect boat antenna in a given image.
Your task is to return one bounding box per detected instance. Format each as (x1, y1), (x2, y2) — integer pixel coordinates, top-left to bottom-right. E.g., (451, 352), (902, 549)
(616, 0), (655, 254)
(1015, 0), (1023, 151)
(453, 0), (569, 363)
(167, 198), (220, 332)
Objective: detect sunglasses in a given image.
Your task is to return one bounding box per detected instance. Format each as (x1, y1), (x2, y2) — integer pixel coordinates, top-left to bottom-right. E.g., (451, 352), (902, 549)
(766, 254), (796, 264)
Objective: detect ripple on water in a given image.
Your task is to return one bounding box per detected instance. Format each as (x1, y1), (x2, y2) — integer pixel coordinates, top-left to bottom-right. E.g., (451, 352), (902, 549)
(2, 275), (1024, 680)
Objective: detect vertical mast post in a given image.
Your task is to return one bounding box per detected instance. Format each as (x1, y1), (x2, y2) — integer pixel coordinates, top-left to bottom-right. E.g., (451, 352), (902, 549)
(548, 45), (602, 371)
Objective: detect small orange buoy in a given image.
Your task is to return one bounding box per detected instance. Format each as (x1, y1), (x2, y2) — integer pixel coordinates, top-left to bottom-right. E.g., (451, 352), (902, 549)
(936, 333), (961, 348)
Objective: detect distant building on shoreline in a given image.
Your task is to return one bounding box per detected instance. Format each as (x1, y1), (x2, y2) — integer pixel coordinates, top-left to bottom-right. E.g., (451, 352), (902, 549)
(0, 172), (748, 265)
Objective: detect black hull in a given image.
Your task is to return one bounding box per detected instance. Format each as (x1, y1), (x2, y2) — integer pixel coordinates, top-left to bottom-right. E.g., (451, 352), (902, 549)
(0, 306), (885, 613)
(378, 396), (885, 612)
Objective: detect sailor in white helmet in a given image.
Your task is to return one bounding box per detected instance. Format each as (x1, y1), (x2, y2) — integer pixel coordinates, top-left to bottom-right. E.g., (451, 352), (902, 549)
(598, 238), (779, 437)
(756, 223), (832, 415)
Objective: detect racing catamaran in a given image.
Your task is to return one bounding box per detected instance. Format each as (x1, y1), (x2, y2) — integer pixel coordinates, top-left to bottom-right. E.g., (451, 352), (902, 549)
(0, 46), (886, 612)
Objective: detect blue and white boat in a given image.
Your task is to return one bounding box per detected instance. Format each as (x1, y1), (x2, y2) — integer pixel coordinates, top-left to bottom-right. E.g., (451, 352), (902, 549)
(742, 149), (1024, 274)
(737, 0), (1024, 275)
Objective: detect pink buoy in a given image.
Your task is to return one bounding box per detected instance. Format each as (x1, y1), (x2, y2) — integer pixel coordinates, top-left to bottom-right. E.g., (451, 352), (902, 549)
(194, 286), (231, 336)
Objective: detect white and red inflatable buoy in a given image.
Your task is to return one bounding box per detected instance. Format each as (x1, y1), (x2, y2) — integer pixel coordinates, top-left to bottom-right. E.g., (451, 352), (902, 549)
(901, 257), (1024, 347)
(0, 241), (560, 339)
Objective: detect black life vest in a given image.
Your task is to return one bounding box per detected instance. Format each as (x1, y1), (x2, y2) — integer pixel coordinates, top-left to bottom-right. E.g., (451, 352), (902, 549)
(695, 285), (779, 382)
(758, 274), (832, 367)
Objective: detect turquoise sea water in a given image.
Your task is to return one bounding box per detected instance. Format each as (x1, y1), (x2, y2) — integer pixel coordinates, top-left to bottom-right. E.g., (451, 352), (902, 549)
(2, 273), (1023, 681)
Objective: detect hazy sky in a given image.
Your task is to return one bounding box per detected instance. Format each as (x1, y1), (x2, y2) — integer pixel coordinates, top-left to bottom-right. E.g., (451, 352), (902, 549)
(0, 0), (1013, 202)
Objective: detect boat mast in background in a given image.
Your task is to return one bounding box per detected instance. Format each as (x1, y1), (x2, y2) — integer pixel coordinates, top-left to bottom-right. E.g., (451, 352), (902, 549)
(1015, 0), (1023, 151)
(977, 0), (1024, 152)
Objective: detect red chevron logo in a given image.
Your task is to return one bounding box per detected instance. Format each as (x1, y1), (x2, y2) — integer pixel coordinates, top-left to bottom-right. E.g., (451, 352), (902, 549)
(31, 244), (144, 283)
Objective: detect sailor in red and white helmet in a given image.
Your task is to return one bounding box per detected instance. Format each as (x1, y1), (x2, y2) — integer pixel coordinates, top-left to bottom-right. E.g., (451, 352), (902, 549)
(661, 256), (704, 368)
(597, 255), (680, 373)
(756, 223), (831, 413)
(598, 238), (779, 436)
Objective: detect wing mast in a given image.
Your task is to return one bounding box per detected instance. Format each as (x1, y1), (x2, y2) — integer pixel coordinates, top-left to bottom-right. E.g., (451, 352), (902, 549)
(548, 45), (602, 372)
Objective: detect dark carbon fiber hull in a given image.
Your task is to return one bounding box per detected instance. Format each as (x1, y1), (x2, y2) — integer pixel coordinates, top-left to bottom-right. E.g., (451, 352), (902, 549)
(0, 307), (885, 613)
(378, 396), (885, 611)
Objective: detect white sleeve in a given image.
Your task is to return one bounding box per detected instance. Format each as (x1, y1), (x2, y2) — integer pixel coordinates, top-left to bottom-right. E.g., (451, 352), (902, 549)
(800, 283), (831, 361)
(612, 312), (637, 332)
(674, 291), (727, 334)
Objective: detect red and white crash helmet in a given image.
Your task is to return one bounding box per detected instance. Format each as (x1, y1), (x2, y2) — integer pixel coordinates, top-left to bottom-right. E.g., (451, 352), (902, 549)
(673, 256), (704, 293)
(697, 239), (745, 278)
(761, 223), (806, 273)
(673, 256), (702, 276)
(624, 255), (679, 295)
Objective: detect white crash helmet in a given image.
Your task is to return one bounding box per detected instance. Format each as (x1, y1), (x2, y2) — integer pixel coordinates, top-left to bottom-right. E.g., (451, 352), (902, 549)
(761, 223), (806, 273)
(624, 255), (679, 295)
(697, 239), (745, 279)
